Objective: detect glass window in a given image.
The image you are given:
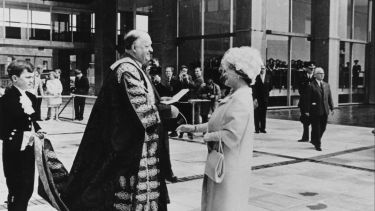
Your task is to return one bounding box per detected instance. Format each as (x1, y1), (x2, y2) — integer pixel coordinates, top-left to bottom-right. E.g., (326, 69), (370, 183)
(91, 13), (95, 33)
(31, 11), (50, 29)
(353, 0), (368, 41)
(338, 42), (366, 104)
(136, 14), (148, 32)
(266, 0), (289, 32)
(29, 5), (51, 41)
(71, 14), (77, 32)
(179, 0), (201, 36)
(0, 1), (4, 38)
(352, 43), (365, 102)
(4, 3), (28, 39)
(52, 12), (71, 42)
(117, 13), (120, 35)
(266, 35), (288, 106)
(74, 12), (92, 42)
(234, 0), (251, 30)
(292, 0), (311, 34)
(291, 37), (310, 105)
(8, 8), (28, 28)
(204, 37), (230, 86)
(339, 42), (351, 94)
(204, 0), (230, 34)
(178, 39), (201, 74)
(338, 0), (353, 39)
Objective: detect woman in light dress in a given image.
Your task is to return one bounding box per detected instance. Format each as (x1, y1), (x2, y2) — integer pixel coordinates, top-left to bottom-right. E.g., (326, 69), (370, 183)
(46, 71), (62, 121)
(177, 46), (262, 211)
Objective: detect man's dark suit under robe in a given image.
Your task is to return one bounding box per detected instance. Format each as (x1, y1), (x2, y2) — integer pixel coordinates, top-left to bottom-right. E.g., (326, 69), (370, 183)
(0, 86), (41, 211)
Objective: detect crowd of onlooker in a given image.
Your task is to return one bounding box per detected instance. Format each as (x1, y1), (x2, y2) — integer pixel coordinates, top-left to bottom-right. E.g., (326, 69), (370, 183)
(147, 60), (222, 139)
(146, 58), (334, 142)
(0, 59), (89, 121)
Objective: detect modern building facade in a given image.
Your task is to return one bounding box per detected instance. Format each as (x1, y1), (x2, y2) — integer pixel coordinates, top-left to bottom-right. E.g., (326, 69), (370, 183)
(0, 0), (94, 92)
(1, 0), (374, 107)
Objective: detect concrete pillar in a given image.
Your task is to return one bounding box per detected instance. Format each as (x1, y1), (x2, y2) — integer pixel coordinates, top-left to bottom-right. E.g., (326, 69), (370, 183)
(54, 49), (72, 94)
(233, 0), (251, 47)
(233, 0), (266, 60)
(149, 0), (177, 77)
(311, 0), (340, 107)
(76, 49), (91, 74)
(368, 1), (375, 104)
(94, 0), (117, 94)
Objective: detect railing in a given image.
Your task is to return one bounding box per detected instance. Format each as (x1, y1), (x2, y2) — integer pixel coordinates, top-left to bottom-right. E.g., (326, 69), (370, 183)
(37, 94), (97, 121)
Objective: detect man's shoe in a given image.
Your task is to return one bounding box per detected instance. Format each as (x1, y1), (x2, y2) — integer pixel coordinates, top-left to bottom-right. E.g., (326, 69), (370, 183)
(188, 133), (194, 139)
(315, 147), (322, 151)
(178, 133), (184, 138)
(298, 139), (309, 142)
(260, 130), (267, 133)
(169, 131), (178, 137)
(255, 131), (259, 134)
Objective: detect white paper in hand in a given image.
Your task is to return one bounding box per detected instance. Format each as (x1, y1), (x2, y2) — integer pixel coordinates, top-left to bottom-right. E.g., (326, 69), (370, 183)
(161, 89), (189, 104)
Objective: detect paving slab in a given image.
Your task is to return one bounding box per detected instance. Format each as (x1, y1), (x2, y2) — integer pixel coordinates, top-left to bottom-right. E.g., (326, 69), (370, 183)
(0, 111), (373, 211)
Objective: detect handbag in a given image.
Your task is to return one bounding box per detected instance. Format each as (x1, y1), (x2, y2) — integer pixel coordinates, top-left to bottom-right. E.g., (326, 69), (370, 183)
(204, 139), (225, 183)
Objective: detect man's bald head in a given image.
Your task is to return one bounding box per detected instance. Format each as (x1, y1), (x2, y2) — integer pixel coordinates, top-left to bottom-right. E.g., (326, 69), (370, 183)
(124, 30), (153, 65)
(314, 67), (325, 81)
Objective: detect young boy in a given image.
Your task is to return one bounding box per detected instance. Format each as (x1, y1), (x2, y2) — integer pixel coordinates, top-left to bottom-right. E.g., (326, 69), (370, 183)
(0, 60), (44, 210)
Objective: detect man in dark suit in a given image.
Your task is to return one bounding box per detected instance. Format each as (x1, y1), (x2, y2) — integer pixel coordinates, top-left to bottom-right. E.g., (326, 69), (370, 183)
(162, 66), (180, 138)
(0, 60), (44, 211)
(352, 60), (361, 88)
(153, 74), (168, 97)
(303, 67), (334, 151)
(297, 62), (315, 142)
(73, 69), (89, 121)
(253, 65), (273, 133)
(163, 66), (179, 97)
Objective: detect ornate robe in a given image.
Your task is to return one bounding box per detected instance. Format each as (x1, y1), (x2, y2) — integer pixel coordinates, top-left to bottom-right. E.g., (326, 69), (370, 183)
(37, 56), (173, 211)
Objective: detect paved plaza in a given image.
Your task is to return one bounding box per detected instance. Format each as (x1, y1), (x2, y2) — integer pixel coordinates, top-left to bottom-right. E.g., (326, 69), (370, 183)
(0, 103), (374, 211)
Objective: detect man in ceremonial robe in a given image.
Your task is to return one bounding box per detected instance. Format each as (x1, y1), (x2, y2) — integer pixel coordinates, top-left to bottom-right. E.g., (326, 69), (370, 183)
(61, 30), (179, 211)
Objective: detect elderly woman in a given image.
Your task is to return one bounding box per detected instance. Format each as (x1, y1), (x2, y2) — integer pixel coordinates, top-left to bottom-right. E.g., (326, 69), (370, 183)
(177, 46), (262, 211)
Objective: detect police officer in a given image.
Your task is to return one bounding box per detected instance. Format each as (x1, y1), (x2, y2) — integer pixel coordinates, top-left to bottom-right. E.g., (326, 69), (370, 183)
(297, 61), (315, 142)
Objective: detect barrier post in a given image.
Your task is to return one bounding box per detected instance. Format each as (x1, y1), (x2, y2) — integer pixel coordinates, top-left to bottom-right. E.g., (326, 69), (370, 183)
(72, 94), (75, 120)
(58, 95), (74, 121)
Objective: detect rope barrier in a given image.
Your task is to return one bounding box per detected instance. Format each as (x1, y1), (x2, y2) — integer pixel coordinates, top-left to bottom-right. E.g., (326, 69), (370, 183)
(36, 94), (98, 99)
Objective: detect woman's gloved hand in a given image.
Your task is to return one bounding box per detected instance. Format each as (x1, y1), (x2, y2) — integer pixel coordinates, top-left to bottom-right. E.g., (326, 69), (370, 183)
(176, 124), (195, 133)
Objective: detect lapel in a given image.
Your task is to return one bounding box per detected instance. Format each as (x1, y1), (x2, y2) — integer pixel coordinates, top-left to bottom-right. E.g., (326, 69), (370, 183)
(312, 80), (324, 97)
(8, 86), (28, 115)
(9, 86), (22, 106)
(320, 81), (325, 96)
(10, 85), (22, 97)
